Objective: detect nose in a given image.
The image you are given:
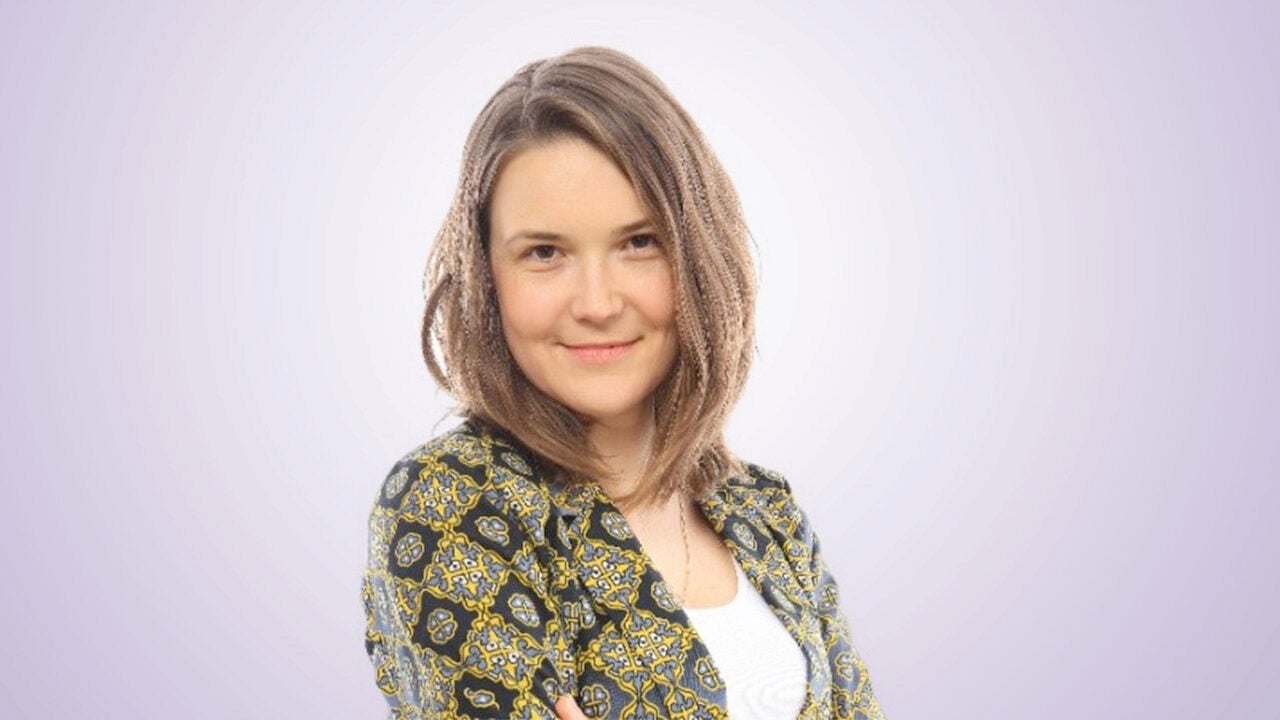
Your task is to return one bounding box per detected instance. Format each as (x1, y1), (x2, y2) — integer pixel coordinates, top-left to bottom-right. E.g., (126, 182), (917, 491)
(569, 259), (624, 323)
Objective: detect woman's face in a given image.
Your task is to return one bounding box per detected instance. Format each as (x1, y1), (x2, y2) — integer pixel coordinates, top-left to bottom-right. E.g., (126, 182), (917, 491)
(487, 136), (678, 430)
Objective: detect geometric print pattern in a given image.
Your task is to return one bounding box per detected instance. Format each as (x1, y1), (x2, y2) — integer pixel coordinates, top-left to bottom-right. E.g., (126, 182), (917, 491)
(362, 421), (885, 719)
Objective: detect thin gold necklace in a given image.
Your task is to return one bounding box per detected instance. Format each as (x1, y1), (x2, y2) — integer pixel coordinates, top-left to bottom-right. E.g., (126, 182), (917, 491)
(677, 496), (691, 605)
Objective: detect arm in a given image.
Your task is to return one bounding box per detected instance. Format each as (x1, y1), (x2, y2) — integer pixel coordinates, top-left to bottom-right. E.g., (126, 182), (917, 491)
(798, 504), (886, 720)
(362, 452), (568, 719)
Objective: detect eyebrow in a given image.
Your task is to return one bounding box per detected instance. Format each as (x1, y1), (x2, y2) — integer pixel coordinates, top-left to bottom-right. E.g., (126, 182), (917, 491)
(502, 218), (654, 246)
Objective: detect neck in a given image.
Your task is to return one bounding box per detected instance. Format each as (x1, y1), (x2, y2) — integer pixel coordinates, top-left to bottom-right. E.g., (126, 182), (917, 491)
(588, 403), (656, 501)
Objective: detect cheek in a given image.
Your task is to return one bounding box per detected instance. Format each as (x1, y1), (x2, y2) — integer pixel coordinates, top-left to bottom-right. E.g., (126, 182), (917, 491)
(493, 276), (559, 344)
(644, 270), (678, 330)
(652, 274), (680, 370)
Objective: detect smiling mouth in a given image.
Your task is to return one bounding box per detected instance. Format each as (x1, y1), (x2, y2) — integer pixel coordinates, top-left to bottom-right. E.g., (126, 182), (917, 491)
(562, 340), (638, 363)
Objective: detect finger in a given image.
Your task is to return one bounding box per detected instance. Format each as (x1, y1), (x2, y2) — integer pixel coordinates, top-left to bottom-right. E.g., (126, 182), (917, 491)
(555, 693), (589, 720)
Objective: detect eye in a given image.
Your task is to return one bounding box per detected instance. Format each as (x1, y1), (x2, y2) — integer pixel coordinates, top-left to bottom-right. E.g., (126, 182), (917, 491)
(626, 234), (661, 252)
(525, 244), (560, 262)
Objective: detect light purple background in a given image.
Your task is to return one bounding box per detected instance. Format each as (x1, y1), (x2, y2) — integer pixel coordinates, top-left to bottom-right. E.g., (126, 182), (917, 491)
(3, 2), (1277, 718)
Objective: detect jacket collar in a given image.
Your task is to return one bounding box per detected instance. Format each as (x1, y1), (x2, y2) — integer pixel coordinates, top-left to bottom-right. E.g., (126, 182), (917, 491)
(697, 476), (812, 617)
(468, 419), (814, 619)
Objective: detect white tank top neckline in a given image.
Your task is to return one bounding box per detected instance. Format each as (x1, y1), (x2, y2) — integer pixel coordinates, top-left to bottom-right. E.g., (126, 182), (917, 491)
(682, 556), (808, 719)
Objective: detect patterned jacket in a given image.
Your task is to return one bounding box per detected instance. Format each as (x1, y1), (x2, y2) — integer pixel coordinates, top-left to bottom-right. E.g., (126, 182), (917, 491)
(362, 422), (885, 719)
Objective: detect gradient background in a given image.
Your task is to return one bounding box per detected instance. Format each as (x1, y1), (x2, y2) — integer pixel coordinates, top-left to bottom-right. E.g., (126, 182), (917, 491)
(2, 2), (1277, 718)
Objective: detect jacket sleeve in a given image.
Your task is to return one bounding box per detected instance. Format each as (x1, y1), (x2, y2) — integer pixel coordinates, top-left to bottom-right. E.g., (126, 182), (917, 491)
(361, 450), (567, 720)
(798, 503), (887, 720)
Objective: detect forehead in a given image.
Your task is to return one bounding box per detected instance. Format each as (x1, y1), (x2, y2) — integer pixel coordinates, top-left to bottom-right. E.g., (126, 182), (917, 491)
(488, 137), (650, 240)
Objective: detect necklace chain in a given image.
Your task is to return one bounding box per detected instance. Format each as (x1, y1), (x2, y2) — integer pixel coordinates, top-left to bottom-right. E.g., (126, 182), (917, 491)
(677, 497), (691, 605)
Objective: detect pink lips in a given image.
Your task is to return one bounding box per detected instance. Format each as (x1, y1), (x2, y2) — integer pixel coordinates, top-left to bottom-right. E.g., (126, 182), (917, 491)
(563, 340), (638, 364)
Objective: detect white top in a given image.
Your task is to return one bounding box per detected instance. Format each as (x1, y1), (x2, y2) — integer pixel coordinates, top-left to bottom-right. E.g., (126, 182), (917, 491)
(683, 558), (808, 719)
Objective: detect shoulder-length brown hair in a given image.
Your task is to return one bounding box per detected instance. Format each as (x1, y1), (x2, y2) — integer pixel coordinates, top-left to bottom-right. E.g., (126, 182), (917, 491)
(422, 46), (756, 510)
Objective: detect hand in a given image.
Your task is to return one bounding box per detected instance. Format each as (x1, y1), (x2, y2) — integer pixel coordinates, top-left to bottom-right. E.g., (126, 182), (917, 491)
(555, 693), (589, 720)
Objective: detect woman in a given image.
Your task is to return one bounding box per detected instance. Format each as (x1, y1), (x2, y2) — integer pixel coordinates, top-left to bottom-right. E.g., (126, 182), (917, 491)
(362, 46), (885, 720)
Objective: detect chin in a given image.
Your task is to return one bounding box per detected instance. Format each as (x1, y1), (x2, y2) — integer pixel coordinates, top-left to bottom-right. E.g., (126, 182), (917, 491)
(572, 406), (640, 425)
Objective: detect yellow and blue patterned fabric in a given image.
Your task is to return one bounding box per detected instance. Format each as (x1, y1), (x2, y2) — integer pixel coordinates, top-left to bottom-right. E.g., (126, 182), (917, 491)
(362, 421), (885, 719)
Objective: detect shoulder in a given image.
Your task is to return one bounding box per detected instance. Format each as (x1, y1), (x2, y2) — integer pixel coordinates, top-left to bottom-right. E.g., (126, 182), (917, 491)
(720, 458), (799, 508)
(374, 421), (535, 506)
(719, 459), (838, 560)
(368, 420), (556, 549)
(737, 460), (794, 494)
(706, 459), (809, 534)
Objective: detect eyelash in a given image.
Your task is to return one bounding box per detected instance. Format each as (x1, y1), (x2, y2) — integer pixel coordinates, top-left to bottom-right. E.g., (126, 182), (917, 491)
(522, 235), (661, 262)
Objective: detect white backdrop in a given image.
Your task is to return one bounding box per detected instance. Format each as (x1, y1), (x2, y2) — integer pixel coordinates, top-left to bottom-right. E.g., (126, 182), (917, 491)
(2, 1), (1277, 718)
